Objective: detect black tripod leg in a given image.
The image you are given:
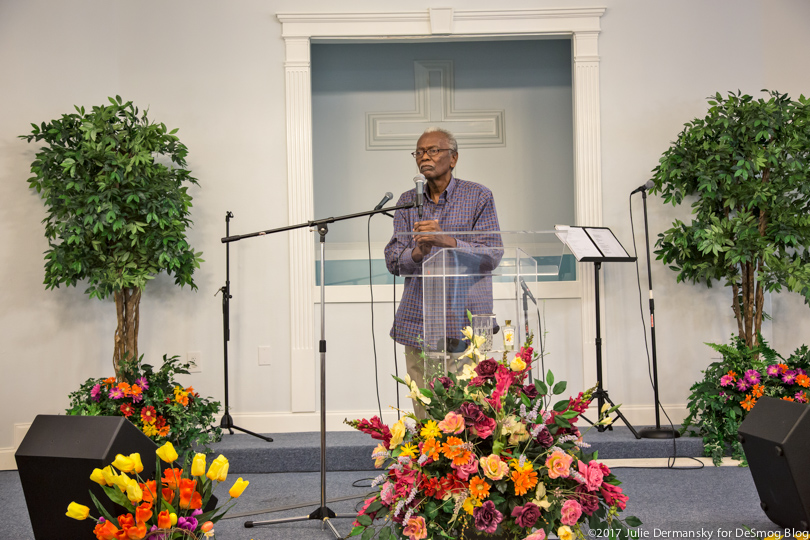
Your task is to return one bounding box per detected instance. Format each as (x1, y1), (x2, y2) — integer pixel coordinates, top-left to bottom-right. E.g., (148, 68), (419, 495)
(602, 392), (641, 439)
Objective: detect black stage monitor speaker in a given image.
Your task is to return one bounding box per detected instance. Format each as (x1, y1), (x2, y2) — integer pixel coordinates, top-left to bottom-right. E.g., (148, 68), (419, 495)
(15, 415), (158, 540)
(738, 396), (810, 530)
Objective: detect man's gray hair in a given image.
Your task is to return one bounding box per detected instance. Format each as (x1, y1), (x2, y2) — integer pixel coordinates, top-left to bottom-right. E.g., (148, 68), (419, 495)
(422, 127), (458, 153)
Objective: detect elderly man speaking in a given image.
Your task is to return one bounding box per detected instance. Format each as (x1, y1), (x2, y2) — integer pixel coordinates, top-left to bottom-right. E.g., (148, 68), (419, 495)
(384, 127), (503, 418)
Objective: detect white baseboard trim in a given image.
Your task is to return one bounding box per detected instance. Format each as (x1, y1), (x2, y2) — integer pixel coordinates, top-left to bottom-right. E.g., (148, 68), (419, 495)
(0, 448), (17, 471)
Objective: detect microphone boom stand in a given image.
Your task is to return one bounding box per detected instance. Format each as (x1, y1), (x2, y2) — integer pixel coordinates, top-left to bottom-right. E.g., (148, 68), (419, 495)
(638, 190), (679, 439)
(223, 201), (417, 537)
(219, 212), (273, 442)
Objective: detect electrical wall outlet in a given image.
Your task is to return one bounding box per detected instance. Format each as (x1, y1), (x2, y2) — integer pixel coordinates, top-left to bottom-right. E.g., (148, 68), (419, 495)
(188, 351), (202, 373)
(258, 346), (272, 366)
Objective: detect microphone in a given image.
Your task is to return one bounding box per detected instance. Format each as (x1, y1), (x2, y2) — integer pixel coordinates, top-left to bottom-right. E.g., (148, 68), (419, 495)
(519, 277), (537, 305)
(374, 192), (393, 211)
(413, 174), (426, 219)
(630, 180), (655, 195)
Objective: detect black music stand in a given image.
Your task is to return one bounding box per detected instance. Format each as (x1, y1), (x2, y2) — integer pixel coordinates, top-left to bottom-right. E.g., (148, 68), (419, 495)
(556, 226), (640, 438)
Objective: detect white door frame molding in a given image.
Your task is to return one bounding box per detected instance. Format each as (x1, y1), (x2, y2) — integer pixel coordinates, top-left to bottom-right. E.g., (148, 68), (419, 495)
(276, 8), (606, 412)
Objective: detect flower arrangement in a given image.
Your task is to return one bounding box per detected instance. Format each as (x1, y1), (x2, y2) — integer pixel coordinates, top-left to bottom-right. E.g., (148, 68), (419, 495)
(681, 337), (810, 465)
(346, 331), (640, 540)
(66, 441), (248, 539)
(67, 354), (222, 451)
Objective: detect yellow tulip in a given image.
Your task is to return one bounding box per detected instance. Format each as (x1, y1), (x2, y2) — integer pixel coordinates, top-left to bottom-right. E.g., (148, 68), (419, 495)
(114, 472), (132, 492)
(156, 442), (178, 463)
(126, 480), (143, 504)
(66, 502), (90, 520)
(112, 454), (135, 473)
(217, 461), (229, 482)
(90, 468), (107, 486)
(170, 512), (178, 526)
(129, 453), (144, 474)
(206, 455), (229, 481)
(191, 453), (206, 477)
(228, 477), (249, 498)
(101, 465), (117, 486)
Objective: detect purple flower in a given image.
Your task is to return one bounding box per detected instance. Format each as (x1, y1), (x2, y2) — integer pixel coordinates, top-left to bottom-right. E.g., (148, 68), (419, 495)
(91, 384), (102, 402)
(796, 392), (808, 403)
(474, 358), (499, 379)
(735, 378), (751, 392)
(744, 369), (761, 385)
(473, 500), (503, 534)
(767, 365), (780, 377)
(719, 375), (735, 387)
(535, 428), (554, 448)
(458, 402), (484, 422)
(797, 369), (807, 377)
(177, 516), (198, 532)
(782, 370), (797, 385)
(131, 394), (143, 404)
(718, 391), (730, 402)
(108, 387), (124, 400)
(135, 377), (149, 390)
(511, 502), (541, 528)
(522, 384), (539, 399)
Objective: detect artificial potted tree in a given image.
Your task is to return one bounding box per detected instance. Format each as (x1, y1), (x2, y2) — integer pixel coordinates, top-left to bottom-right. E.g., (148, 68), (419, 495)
(650, 90), (810, 463)
(22, 97), (220, 450)
(21, 96), (203, 378)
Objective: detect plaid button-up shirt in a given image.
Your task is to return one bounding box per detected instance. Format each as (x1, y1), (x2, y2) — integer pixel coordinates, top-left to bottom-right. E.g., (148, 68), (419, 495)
(384, 177), (502, 349)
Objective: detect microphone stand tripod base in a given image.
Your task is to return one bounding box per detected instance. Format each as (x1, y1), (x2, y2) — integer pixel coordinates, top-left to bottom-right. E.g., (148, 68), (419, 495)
(639, 427), (680, 439)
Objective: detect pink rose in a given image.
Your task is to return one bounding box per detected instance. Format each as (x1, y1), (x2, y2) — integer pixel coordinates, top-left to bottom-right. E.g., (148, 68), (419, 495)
(451, 454), (479, 481)
(545, 450), (573, 479)
(577, 460), (605, 491)
(438, 411), (465, 434)
(471, 416), (497, 439)
(560, 499), (582, 526)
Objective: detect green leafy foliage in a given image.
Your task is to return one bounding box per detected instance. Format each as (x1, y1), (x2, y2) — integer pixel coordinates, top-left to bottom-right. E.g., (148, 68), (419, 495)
(651, 90), (810, 347)
(681, 336), (810, 465)
(20, 96), (203, 300)
(67, 353), (222, 452)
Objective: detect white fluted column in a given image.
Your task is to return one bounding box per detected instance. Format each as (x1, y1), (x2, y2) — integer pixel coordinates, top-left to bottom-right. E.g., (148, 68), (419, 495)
(284, 37), (316, 413)
(573, 30), (603, 390)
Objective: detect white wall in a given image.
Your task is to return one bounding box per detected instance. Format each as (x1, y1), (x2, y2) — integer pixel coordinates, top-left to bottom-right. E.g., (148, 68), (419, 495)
(1, 0), (809, 467)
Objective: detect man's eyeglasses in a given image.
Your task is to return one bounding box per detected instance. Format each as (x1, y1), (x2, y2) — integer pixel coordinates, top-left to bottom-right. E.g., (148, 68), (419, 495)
(411, 148), (454, 159)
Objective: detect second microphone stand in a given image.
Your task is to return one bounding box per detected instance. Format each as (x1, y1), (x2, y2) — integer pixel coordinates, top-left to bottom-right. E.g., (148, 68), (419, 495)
(638, 190), (679, 439)
(219, 212), (273, 442)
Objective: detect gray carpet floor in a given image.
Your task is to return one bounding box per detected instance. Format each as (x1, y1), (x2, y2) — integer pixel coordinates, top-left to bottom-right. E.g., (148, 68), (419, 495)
(1, 465), (781, 540)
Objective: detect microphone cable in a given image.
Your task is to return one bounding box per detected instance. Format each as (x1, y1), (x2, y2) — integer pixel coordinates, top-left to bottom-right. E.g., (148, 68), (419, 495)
(629, 192), (703, 470)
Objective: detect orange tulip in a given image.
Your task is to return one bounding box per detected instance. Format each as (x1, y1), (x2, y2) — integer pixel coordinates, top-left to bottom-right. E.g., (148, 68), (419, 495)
(139, 480), (157, 503)
(135, 502), (152, 524)
(118, 513), (135, 529)
(162, 487), (175, 504)
(93, 520), (119, 540)
(126, 521), (147, 540)
(157, 510), (172, 529)
(162, 467), (183, 489)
